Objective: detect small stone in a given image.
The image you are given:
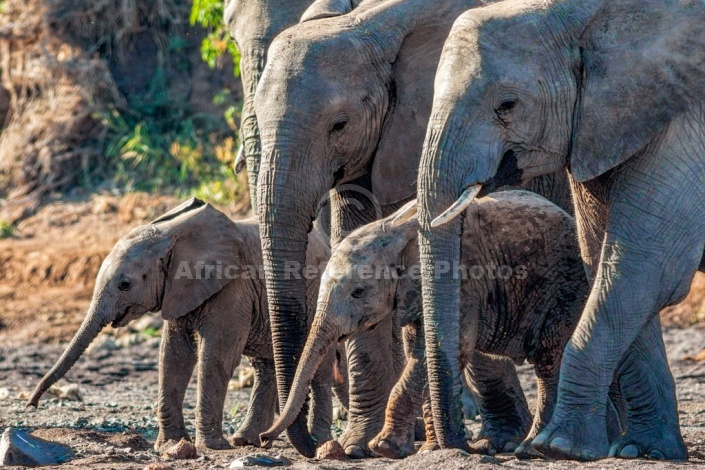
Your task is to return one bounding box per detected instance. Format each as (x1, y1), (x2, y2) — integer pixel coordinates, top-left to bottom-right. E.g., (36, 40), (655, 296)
(315, 440), (349, 460)
(230, 453), (291, 467)
(229, 367), (255, 390)
(86, 334), (118, 354)
(143, 464), (174, 470)
(0, 427), (74, 466)
(164, 438), (198, 460)
(332, 406), (348, 421)
(116, 332), (143, 348)
(133, 314), (164, 333)
(57, 384), (82, 401)
(0, 388), (9, 400)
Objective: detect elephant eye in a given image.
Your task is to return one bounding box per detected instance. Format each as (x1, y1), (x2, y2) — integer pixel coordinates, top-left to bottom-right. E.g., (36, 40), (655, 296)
(496, 98), (518, 115)
(330, 119), (348, 133)
(351, 287), (366, 299)
(118, 280), (132, 291)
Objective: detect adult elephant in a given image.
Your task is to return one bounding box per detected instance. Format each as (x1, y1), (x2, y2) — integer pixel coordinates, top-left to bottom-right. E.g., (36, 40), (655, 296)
(224, 0), (364, 211)
(253, 0), (575, 458)
(415, 0), (705, 461)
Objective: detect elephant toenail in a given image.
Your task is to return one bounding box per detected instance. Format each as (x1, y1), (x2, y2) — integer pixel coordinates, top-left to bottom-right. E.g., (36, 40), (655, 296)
(503, 441), (518, 453)
(378, 440), (391, 451)
(345, 444), (367, 459)
(608, 443), (619, 458)
(582, 449), (596, 460)
(531, 433), (547, 448)
(549, 437), (571, 454)
(619, 444), (639, 459)
(648, 449), (665, 460)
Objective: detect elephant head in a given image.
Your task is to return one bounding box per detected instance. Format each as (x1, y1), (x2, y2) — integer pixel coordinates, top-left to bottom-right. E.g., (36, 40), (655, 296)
(26, 199), (244, 407)
(259, 202), (420, 445)
(415, 0), (705, 448)
(253, 0), (478, 456)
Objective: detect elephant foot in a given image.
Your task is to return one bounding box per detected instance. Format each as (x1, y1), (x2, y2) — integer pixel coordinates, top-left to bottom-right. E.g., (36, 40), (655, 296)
(154, 432), (190, 453)
(196, 434), (231, 450)
(368, 428), (415, 459)
(469, 437), (519, 456)
(531, 408), (609, 461)
(608, 432), (687, 460)
(514, 438), (543, 460)
(469, 422), (523, 456)
(337, 424), (380, 458)
(231, 427), (269, 448)
(418, 440), (440, 454)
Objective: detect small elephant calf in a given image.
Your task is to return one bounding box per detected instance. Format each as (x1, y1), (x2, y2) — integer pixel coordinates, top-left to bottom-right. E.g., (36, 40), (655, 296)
(261, 190), (590, 458)
(27, 198), (337, 452)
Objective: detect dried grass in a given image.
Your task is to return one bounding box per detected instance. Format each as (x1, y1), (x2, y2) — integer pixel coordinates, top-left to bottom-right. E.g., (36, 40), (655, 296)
(0, 0), (187, 216)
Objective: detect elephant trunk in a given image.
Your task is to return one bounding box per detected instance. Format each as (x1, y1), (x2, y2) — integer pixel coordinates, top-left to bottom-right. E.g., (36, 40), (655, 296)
(258, 144), (329, 458)
(26, 298), (110, 407)
(238, 48), (266, 212)
(259, 314), (341, 448)
(416, 111), (473, 450)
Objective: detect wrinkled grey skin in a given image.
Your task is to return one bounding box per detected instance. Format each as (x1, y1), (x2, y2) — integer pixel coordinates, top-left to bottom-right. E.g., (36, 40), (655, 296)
(253, 0), (574, 458)
(224, 0), (369, 455)
(260, 191), (592, 459)
(417, 0), (705, 460)
(224, 0), (311, 211)
(26, 199), (336, 453)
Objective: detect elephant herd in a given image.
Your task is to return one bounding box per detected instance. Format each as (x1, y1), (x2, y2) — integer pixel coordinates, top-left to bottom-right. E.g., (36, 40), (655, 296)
(27, 0), (705, 463)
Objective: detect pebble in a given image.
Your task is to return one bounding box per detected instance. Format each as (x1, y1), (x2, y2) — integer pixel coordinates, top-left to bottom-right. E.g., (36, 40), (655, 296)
(230, 453), (291, 467)
(164, 438), (198, 460)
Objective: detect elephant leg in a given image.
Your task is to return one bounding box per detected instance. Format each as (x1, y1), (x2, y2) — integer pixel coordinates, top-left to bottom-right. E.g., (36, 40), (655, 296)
(418, 388), (439, 453)
(369, 323), (425, 459)
(515, 367), (558, 460)
(155, 322), (197, 452)
(232, 358), (278, 447)
(608, 316), (686, 460)
(194, 329), (243, 450)
(466, 352), (531, 455)
(328, 175), (400, 458)
(700, 249), (705, 272)
(337, 314), (400, 458)
(309, 347), (335, 445)
(533, 146), (704, 461)
(332, 346), (350, 412)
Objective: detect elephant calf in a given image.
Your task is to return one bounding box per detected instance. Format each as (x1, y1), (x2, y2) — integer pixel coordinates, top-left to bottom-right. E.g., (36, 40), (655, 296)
(27, 198), (336, 452)
(261, 190), (590, 458)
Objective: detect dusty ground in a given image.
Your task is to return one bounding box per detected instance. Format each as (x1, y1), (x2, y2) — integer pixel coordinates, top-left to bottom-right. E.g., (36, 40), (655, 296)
(1, 193), (705, 469)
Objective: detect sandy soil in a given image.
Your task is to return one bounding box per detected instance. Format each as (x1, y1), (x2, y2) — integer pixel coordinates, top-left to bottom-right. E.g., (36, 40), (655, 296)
(2, 193), (705, 469)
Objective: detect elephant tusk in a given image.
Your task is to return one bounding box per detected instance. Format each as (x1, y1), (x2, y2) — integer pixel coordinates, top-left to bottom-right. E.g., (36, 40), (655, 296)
(431, 185), (482, 228)
(391, 199), (417, 226)
(234, 144), (246, 174)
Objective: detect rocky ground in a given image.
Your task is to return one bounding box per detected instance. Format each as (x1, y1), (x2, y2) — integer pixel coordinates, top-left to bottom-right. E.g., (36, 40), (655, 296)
(2, 193), (705, 469)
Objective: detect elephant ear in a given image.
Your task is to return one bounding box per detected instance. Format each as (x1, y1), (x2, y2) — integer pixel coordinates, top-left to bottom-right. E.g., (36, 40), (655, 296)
(300, 0), (353, 22)
(569, 5), (705, 183)
(158, 203), (244, 320)
(150, 197), (206, 224)
(390, 217), (420, 327)
(370, 14), (461, 206)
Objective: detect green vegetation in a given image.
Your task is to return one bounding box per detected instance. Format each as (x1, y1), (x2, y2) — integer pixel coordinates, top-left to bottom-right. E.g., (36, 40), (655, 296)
(96, 0), (248, 206)
(190, 0), (241, 76)
(0, 220), (13, 239)
(229, 403), (241, 419)
(141, 327), (160, 338)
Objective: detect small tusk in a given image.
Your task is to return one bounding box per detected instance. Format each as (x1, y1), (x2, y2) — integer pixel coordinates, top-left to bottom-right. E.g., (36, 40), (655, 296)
(431, 185), (482, 228)
(234, 144), (246, 174)
(391, 199), (417, 225)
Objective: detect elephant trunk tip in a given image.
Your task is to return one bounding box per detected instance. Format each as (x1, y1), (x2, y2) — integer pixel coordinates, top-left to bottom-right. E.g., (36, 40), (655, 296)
(259, 431), (276, 448)
(25, 387), (44, 409)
